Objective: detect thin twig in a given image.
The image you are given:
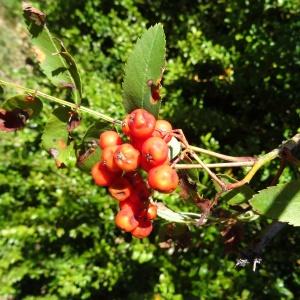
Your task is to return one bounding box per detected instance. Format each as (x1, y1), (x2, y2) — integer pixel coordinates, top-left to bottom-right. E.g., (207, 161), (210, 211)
(188, 145), (256, 162)
(0, 79), (121, 124)
(174, 161), (255, 169)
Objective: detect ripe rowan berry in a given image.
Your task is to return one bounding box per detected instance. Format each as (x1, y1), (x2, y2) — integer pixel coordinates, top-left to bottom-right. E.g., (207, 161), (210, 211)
(99, 130), (122, 149)
(128, 108), (156, 139)
(114, 143), (140, 172)
(125, 172), (151, 200)
(119, 193), (144, 216)
(131, 214), (153, 238)
(147, 203), (158, 220)
(148, 165), (179, 193)
(141, 136), (169, 169)
(152, 119), (173, 142)
(121, 115), (131, 136)
(91, 162), (117, 186)
(108, 177), (132, 201)
(130, 136), (145, 152)
(115, 209), (139, 232)
(101, 145), (120, 172)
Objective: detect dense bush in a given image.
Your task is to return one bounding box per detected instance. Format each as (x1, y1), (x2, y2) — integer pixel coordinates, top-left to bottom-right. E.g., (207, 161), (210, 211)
(1, 0), (300, 299)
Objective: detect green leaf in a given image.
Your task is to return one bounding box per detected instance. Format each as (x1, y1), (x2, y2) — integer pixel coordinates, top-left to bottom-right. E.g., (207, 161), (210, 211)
(249, 180), (300, 226)
(2, 94), (43, 118)
(77, 146), (101, 173)
(23, 4), (82, 104)
(214, 174), (255, 206)
(82, 122), (110, 145)
(41, 107), (75, 167)
(122, 24), (166, 117)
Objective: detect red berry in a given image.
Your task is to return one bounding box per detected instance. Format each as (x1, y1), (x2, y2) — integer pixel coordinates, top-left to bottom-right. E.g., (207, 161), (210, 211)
(147, 165), (179, 193)
(128, 109), (156, 139)
(131, 214), (153, 238)
(114, 143), (140, 172)
(141, 136), (169, 169)
(101, 145), (121, 172)
(99, 130), (122, 149)
(152, 120), (173, 142)
(121, 115), (131, 136)
(108, 177), (132, 201)
(147, 203), (158, 220)
(115, 209), (139, 232)
(119, 193), (144, 216)
(91, 162), (116, 186)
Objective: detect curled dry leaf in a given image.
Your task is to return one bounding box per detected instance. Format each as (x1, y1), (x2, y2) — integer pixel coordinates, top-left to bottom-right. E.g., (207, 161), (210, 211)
(0, 108), (29, 132)
(22, 3), (46, 26)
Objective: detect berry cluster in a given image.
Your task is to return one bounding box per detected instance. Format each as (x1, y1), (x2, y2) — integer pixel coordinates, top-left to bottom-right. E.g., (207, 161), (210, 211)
(91, 109), (179, 238)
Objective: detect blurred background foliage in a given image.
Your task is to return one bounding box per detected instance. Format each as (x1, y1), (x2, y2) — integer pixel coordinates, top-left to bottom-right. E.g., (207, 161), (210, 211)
(1, 0), (300, 299)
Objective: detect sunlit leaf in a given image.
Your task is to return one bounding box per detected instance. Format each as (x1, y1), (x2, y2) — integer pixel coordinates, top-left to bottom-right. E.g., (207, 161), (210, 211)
(23, 4), (82, 104)
(41, 107), (75, 167)
(249, 180), (300, 226)
(122, 24), (166, 117)
(2, 94), (43, 118)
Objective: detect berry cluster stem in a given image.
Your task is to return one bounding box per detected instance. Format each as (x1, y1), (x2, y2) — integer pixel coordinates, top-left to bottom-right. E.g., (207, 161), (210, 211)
(0, 79), (120, 124)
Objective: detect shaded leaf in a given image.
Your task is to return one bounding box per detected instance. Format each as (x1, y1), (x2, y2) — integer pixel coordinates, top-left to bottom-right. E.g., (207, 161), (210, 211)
(82, 121), (110, 145)
(249, 180), (300, 226)
(77, 146), (101, 173)
(179, 159), (199, 182)
(214, 174), (254, 206)
(0, 108), (28, 132)
(2, 94), (43, 118)
(23, 4), (81, 104)
(41, 107), (75, 167)
(122, 24), (166, 117)
(77, 122), (109, 172)
(67, 111), (80, 132)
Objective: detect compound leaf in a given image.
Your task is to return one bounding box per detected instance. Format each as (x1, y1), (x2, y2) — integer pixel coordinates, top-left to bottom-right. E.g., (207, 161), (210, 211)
(2, 94), (43, 118)
(23, 4), (82, 104)
(249, 180), (300, 226)
(41, 107), (75, 167)
(122, 24), (166, 117)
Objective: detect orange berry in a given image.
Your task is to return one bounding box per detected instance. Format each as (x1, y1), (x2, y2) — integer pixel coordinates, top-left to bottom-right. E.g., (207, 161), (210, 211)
(101, 145), (121, 172)
(131, 214), (153, 238)
(114, 143), (140, 172)
(119, 193), (144, 216)
(147, 203), (158, 220)
(152, 119), (173, 142)
(91, 162), (116, 186)
(108, 177), (132, 201)
(121, 115), (131, 136)
(128, 109), (156, 139)
(147, 165), (179, 193)
(99, 130), (122, 149)
(141, 136), (169, 168)
(115, 209), (139, 232)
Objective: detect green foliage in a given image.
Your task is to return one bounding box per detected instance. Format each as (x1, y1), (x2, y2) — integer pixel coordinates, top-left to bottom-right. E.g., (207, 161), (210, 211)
(250, 180), (300, 226)
(23, 4), (82, 104)
(122, 23), (165, 117)
(41, 107), (76, 167)
(2, 94), (43, 118)
(1, 0), (300, 299)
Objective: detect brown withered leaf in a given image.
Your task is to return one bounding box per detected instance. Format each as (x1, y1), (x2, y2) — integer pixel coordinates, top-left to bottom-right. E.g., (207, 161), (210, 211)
(0, 108), (29, 132)
(22, 3), (46, 26)
(147, 79), (162, 104)
(67, 111), (80, 132)
(220, 219), (244, 254)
